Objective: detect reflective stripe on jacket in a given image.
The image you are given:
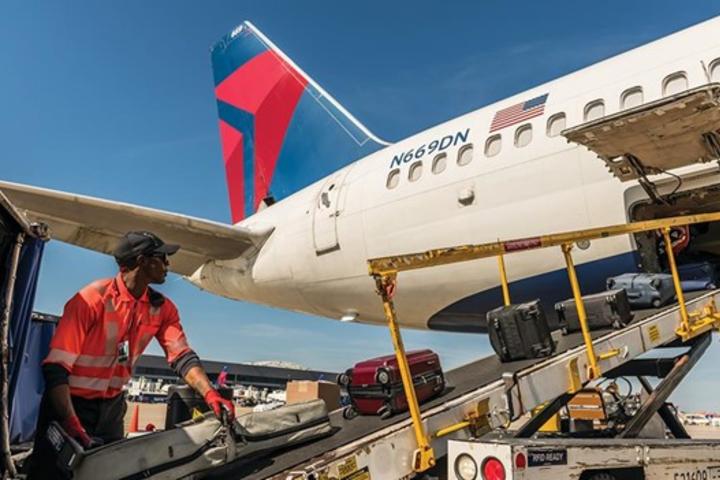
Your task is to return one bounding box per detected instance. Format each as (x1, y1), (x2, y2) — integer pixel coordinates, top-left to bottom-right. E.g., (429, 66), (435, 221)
(43, 273), (191, 399)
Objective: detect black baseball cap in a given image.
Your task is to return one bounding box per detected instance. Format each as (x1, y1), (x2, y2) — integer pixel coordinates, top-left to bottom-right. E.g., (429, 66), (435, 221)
(113, 231), (180, 263)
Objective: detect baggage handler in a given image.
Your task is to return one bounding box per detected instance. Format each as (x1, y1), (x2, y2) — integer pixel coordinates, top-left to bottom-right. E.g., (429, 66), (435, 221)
(27, 231), (234, 478)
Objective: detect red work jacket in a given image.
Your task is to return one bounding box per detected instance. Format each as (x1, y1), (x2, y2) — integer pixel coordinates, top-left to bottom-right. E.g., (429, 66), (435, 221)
(44, 274), (191, 399)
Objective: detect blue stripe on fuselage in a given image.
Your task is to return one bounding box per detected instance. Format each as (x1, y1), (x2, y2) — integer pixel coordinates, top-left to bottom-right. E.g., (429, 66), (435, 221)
(428, 251), (639, 332)
(217, 100), (255, 218)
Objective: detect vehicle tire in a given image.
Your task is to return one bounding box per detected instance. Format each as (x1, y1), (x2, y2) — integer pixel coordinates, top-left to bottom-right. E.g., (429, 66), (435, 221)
(342, 406), (358, 420)
(651, 298), (661, 308)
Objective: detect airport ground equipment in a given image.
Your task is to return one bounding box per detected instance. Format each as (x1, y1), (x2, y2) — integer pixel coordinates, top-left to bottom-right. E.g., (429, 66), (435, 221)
(190, 211), (720, 480)
(364, 210), (720, 474)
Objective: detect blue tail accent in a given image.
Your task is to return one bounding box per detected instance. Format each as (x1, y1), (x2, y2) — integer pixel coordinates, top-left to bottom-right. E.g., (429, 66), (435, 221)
(211, 22), (388, 222)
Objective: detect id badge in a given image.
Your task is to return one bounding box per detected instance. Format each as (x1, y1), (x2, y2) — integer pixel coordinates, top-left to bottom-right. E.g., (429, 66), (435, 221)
(118, 340), (130, 364)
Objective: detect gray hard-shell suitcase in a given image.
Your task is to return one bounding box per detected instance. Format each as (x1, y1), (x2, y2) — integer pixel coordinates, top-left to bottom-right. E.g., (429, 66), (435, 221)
(49, 400), (333, 480)
(606, 273), (675, 308)
(555, 289), (633, 334)
(487, 300), (556, 362)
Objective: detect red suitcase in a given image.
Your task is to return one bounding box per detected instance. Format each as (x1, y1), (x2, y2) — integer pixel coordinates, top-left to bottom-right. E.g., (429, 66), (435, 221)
(338, 349), (445, 419)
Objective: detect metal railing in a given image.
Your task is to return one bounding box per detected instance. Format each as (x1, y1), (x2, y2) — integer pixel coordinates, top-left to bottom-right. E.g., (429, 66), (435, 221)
(367, 211), (720, 472)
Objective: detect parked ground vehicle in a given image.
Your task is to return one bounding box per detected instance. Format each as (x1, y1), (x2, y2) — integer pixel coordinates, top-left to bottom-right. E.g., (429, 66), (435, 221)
(682, 413), (711, 426)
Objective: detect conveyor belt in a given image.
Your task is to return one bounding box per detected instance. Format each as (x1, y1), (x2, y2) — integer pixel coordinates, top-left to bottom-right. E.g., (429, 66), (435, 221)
(209, 294), (707, 479)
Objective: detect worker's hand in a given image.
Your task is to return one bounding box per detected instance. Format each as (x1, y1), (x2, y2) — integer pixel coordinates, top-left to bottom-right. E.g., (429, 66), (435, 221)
(61, 415), (92, 449)
(204, 389), (235, 423)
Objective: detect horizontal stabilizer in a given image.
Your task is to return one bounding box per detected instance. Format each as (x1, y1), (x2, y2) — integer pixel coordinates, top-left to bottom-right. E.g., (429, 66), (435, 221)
(0, 181), (273, 276)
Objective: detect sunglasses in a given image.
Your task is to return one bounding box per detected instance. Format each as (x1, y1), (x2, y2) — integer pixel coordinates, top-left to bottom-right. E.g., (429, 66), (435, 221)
(145, 253), (168, 262)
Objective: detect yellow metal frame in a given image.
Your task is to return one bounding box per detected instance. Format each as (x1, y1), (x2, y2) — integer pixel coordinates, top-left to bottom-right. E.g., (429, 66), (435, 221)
(368, 211), (720, 471)
(373, 274), (435, 472)
(497, 251), (511, 306)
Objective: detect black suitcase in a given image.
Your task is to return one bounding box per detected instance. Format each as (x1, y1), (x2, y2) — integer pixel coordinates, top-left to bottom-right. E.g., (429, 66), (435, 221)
(555, 289), (633, 335)
(487, 300), (556, 362)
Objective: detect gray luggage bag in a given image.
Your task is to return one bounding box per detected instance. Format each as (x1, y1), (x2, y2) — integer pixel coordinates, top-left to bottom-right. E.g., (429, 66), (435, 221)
(555, 289), (633, 334)
(606, 273), (675, 309)
(49, 400), (332, 480)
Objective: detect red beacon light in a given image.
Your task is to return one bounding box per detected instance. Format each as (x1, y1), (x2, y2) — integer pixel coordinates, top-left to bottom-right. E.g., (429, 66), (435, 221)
(481, 457), (506, 480)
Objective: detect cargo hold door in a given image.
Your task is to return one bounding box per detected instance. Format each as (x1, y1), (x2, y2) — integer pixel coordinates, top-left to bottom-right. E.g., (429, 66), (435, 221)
(563, 84), (720, 182)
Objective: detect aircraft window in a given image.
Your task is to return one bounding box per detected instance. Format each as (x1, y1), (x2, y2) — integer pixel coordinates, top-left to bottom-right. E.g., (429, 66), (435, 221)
(514, 124), (532, 148)
(711, 59), (720, 82)
(408, 161), (423, 182)
(432, 153), (447, 174)
(584, 100), (605, 122)
(485, 135), (502, 157)
(386, 168), (400, 189)
(663, 72), (688, 96)
(621, 87), (644, 109)
(457, 144), (474, 166)
(546, 113), (566, 137)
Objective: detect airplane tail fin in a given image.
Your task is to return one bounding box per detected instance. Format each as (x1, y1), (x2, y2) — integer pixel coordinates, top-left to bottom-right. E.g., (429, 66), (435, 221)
(211, 22), (388, 223)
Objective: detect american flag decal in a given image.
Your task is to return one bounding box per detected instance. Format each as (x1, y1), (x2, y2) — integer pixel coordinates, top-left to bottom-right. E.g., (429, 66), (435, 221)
(490, 94), (548, 132)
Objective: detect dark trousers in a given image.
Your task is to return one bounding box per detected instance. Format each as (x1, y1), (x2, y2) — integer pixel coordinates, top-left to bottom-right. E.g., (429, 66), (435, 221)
(26, 392), (127, 479)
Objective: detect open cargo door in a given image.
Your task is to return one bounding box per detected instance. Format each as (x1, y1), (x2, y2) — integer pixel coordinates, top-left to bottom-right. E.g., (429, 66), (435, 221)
(563, 84), (720, 182)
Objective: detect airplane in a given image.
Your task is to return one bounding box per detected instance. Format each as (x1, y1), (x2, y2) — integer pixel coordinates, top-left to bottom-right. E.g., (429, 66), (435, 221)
(2, 16), (720, 332)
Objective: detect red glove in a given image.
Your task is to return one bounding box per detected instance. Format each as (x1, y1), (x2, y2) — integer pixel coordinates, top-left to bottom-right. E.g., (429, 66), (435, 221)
(62, 415), (92, 448)
(204, 389), (235, 423)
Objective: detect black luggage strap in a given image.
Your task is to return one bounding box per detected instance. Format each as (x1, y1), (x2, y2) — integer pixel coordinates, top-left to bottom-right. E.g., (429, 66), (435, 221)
(502, 372), (525, 423)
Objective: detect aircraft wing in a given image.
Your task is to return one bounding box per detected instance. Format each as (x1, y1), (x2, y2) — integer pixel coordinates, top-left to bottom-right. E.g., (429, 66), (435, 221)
(0, 181), (273, 276)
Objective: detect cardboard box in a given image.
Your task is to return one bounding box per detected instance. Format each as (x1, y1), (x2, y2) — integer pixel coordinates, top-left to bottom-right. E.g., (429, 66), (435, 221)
(286, 380), (341, 411)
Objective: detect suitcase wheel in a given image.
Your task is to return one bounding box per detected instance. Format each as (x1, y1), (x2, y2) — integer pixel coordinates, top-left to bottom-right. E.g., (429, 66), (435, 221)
(342, 406), (358, 420)
(651, 298), (662, 308)
(434, 373), (446, 393)
(337, 370), (352, 387)
(378, 404), (393, 420)
(375, 368), (391, 386)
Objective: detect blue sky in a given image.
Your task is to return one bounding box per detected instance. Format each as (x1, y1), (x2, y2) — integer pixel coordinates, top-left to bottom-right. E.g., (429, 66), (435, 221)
(3, 1), (720, 410)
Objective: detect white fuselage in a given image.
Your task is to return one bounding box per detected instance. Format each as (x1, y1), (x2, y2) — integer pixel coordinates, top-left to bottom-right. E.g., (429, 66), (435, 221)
(189, 17), (720, 329)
